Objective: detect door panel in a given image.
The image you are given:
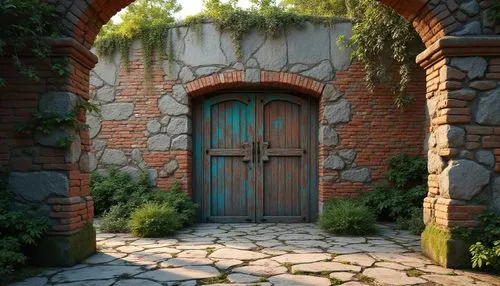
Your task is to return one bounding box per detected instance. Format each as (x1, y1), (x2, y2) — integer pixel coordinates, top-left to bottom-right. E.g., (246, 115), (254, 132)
(256, 94), (309, 222)
(203, 94), (255, 222)
(197, 92), (315, 223)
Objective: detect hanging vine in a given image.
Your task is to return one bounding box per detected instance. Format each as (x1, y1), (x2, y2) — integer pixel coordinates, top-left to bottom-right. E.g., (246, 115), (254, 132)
(16, 99), (100, 149)
(94, 3), (342, 82)
(0, 0), (62, 86)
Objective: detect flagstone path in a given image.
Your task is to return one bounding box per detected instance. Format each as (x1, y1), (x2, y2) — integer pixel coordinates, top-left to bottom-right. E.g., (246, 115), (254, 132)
(12, 224), (500, 286)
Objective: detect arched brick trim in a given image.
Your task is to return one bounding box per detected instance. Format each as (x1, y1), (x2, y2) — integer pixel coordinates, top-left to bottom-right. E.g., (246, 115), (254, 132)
(184, 71), (325, 98)
(49, 0), (498, 50)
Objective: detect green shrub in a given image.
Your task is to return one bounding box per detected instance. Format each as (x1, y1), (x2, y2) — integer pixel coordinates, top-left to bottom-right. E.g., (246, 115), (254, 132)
(470, 240), (500, 271)
(396, 208), (425, 235)
(385, 154), (427, 189)
(454, 210), (500, 271)
(99, 204), (131, 233)
(129, 202), (182, 237)
(360, 154), (427, 233)
(148, 182), (197, 226)
(90, 169), (150, 215)
(0, 173), (48, 277)
(319, 199), (377, 235)
(91, 169), (197, 234)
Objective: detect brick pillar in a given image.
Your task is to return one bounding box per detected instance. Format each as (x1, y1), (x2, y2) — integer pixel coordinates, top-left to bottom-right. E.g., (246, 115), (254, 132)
(0, 38), (97, 266)
(417, 36), (500, 268)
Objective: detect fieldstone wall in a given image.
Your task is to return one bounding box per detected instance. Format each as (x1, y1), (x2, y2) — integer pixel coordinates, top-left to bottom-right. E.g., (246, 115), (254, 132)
(420, 50), (500, 225)
(89, 21), (427, 202)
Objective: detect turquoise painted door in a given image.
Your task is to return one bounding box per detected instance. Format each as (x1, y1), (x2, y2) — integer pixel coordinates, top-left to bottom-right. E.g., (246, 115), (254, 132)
(195, 92), (314, 223)
(202, 94), (256, 222)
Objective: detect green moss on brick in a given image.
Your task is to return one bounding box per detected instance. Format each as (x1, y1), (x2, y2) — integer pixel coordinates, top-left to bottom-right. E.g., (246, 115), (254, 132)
(421, 224), (470, 268)
(31, 223), (96, 267)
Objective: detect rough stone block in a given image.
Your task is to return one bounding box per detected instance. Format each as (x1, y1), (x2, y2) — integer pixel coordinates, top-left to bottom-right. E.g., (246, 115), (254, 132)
(39, 92), (78, 115)
(300, 60), (334, 81)
(421, 224), (470, 268)
(450, 57), (487, 79)
(95, 85), (115, 103)
(9, 171), (69, 202)
(329, 22), (353, 71)
(318, 126), (338, 147)
(287, 22), (330, 65)
(475, 150), (495, 167)
(79, 152), (97, 173)
(322, 84), (343, 102)
(31, 223), (96, 267)
(323, 155), (345, 170)
(86, 114), (101, 139)
(459, 0), (480, 16)
(147, 120), (162, 134)
(171, 134), (192, 150)
(439, 159), (490, 200)
(167, 116), (190, 135)
(323, 99), (351, 125)
(428, 150), (446, 174)
(100, 103), (134, 120)
(341, 168), (371, 182)
(254, 30), (287, 71)
(93, 57), (118, 85)
(159, 94), (189, 116)
(180, 24), (227, 66)
(435, 125), (465, 148)
(172, 84), (189, 105)
(476, 87), (500, 125)
(101, 149), (127, 166)
(338, 149), (356, 164)
(160, 159), (179, 177)
(148, 134), (171, 151)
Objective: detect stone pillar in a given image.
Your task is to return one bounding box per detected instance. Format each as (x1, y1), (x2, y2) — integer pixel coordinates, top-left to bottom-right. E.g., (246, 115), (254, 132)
(2, 39), (97, 266)
(417, 36), (500, 268)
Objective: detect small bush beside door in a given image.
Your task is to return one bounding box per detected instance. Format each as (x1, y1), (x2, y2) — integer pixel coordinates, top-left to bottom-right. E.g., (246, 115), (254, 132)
(91, 169), (197, 236)
(318, 154), (427, 236)
(319, 199), (377, 235)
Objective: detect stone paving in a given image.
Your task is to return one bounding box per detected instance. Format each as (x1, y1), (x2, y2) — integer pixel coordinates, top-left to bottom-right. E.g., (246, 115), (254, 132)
(12, 224), (500, 286)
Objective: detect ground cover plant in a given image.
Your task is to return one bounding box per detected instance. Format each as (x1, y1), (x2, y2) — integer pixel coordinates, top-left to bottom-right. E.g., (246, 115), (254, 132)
(130, 202), (182, 237)
(0, 172), (48, 281)
(91, 169), (197, 236)
(454, 210), (500, 272)
(359, 154), (427, 235)
(318, 199), (377, 235)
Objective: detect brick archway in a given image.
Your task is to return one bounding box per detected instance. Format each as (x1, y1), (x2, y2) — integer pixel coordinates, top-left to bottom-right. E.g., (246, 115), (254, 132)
(1, 0), (499, 267)
(185, 71), (325, 98)
(58, 0), (476, 49)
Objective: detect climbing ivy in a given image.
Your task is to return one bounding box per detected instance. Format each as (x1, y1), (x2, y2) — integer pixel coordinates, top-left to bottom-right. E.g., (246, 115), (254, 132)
(95, 0), (425, 108)
(183, 0), (341, 59)
(286, 0), (424, 108)
(0, 0), (62, 86)
(16, 99), (99, 149)
(94, 0), (342, 81)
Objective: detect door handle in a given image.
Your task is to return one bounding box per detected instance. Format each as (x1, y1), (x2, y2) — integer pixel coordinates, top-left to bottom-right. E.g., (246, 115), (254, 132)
(242, 143), (251, 162)
(261, 141), (270, 162)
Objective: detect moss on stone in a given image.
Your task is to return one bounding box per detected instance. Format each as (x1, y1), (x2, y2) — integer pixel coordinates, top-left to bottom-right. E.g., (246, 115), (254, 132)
(421, 224), (470, 268)
(31, 223), (96, 267)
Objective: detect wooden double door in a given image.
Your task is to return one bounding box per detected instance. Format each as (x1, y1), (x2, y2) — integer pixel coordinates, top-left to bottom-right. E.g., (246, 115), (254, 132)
(193, 92), (318, 223)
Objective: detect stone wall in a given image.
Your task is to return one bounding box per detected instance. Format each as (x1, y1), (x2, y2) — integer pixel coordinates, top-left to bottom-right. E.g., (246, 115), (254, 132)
(88, 21), (427, 202)
(419, 49), (500, 225)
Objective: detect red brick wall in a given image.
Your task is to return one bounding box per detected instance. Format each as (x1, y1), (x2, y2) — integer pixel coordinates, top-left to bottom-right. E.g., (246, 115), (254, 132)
(319, 63), (427, 201)
(91, 50), (426, 202)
